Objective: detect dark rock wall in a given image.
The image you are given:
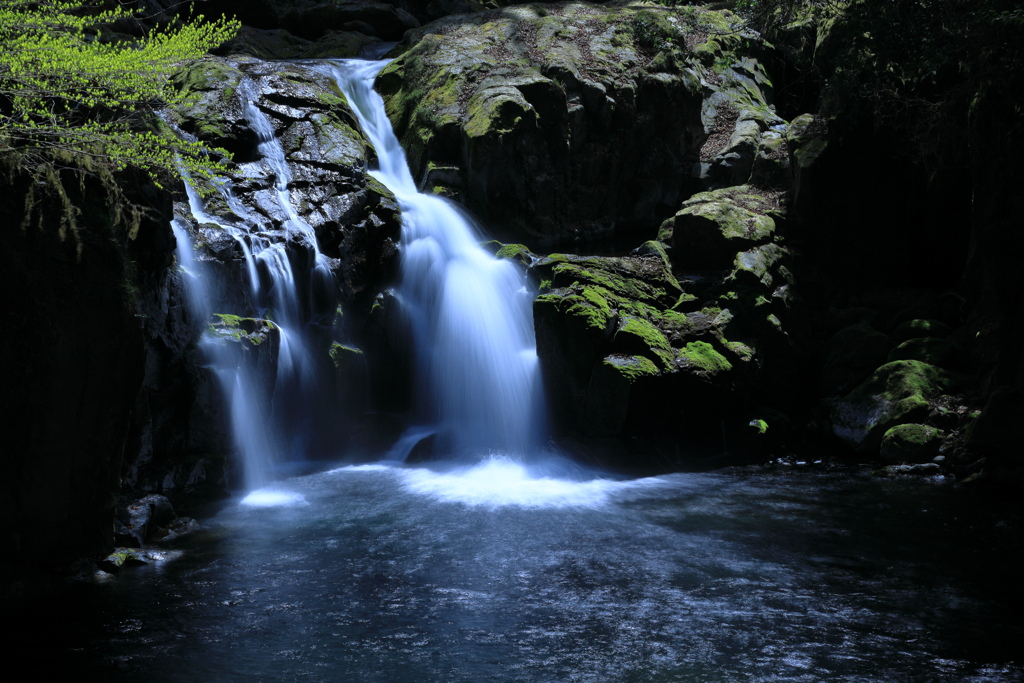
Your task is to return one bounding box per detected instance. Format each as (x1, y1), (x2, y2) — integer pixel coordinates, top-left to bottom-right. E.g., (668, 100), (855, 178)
(0, 168), (172, 563)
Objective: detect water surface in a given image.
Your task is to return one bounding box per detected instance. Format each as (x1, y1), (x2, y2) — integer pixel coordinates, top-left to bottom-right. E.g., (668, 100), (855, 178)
(11, 463), (1022, 681)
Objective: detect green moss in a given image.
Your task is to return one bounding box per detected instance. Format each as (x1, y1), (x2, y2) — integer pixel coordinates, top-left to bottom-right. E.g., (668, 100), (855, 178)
(329, 341), (364, 368)
(550, 287), (613, 331)
(603, 354), (660, 383)
(207, 314), (276, 346)
(725, 340), (755, 362)
(750, 418), (769, 435)
(212, 313), (243, 327)
(553, 262), (666, 303)
(619, 316), (670, 349)
(495, 243), (534, 265)
(677, 341), (733, 374)
(465, 86), (535, 138)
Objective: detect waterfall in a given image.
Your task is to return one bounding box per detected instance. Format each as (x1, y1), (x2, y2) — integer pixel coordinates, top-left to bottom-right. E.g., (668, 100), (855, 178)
(325, 59), (546, 460)
(171, 79), (339, 497)
(171, 58), (545, 497)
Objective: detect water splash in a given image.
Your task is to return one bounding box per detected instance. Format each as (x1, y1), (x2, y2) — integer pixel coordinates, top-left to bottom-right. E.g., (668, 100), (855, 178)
(397, 456), (620, 508)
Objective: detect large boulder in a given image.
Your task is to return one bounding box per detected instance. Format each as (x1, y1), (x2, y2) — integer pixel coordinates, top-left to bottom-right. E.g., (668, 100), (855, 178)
(831, 360), (959, 454)
(377, 3), (773, 246)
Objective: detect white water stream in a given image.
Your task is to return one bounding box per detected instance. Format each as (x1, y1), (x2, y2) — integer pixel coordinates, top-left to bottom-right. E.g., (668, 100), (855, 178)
(326, 59), (546, 461)
(173, 58), (548, 503)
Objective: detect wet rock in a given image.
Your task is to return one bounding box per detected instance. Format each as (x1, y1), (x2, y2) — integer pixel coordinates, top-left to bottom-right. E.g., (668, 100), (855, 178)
(170, 58), (402, 313)
(114, 495), (176, 548)
(98, 548), (149, 573)
(151, 517), (201, 543)
(878, 462), (943, 477)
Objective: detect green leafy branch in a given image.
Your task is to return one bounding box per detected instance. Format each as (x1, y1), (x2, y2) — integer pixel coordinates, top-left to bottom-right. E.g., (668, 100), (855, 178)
(0, 0), (239, 183)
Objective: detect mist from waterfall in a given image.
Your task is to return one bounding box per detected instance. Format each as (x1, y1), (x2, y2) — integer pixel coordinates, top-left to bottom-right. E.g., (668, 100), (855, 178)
(325, 58), (546, 461)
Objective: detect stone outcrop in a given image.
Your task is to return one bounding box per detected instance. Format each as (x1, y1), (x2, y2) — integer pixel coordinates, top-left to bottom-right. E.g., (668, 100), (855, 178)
(377, 2), (773, 247)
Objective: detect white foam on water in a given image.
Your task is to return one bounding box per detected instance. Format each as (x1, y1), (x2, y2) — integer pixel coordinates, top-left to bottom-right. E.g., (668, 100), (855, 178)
(397, 455), (628, 509)
(240, 489), (308, 508)
(327, 463), (395, 474)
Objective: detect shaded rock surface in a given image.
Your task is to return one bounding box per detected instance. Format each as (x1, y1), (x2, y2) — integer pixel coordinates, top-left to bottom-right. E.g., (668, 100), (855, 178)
(377, 2), (772, 247)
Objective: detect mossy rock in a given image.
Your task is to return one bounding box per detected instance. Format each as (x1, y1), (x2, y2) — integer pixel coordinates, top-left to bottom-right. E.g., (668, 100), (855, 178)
(207, 314), (278, 348)
(886, 336), (960, 368)
(676, 340), (733, 376)
(492, 242), (536, 268)
(375, 2), (770, 243)
(879, 423), (945, 464)
(892, 318), (952, 343)
(169, 57), (245, 144)
(831, 360), (959, 454)
(665, 187), (776, 269)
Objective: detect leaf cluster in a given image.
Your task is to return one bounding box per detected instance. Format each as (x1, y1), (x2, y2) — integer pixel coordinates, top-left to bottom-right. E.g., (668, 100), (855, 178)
(0, 0), (239, 182)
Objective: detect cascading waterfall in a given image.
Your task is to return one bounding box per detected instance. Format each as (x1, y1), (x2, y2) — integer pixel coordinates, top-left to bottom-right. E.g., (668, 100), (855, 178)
(326, 58), (545, 460)
(171, 57), (545, 500)
(171, 78), (338, 498)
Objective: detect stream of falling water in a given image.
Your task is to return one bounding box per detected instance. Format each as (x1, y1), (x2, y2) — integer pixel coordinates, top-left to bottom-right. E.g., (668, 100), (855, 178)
(325, 58), (546, 461)
(174, 57), (546, 503)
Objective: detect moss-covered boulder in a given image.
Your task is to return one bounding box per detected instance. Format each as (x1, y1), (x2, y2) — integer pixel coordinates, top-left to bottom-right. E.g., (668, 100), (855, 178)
(660, 186), (777, 270)
(831, 360), (959, 454)
(879, 423), (945, 464)
(377, 2), (774, 245)
(886, 336), (960, 368)
(532, 231), (807, 451)
(893, 318), (952, 343)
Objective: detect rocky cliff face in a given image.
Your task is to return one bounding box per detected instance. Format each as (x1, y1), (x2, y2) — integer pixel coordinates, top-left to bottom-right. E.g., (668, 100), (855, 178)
(0, 167), (171, 562)
(375, 3), (808, 464)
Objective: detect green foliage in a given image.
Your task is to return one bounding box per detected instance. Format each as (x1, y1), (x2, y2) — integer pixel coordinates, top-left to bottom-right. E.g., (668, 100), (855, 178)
(0, 0), (239, 181)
